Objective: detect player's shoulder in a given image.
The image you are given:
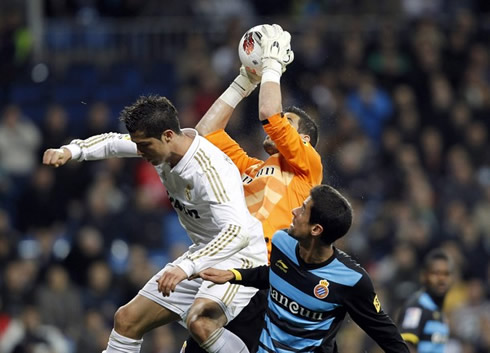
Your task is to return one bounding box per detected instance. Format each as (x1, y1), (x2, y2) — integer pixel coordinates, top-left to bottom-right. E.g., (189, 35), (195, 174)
(328, 248), (372, 289)
(271, 229), (294, 246)
(334, 248), (367, 275)
(190, 135), (236, 171)
(271, 229), (300, 253)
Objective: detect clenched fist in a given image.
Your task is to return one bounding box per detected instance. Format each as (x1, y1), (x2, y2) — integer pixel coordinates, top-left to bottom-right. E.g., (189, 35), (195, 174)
(43, 147), (72, 167)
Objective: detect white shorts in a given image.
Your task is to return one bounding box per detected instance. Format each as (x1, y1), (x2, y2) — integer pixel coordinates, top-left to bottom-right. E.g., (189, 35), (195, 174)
(139, 256), (259, 327)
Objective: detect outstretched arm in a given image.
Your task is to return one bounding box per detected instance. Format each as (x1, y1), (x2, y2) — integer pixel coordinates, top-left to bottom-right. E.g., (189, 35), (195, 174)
(196, 67), (258, 136)
(200, 265), (270, 290)
(42, 132), (139, 167)
(195, 99), (234, 136)
(43, 147), (73, 167)
(346, 275), (409, 353)
(258, 25), (294, 121)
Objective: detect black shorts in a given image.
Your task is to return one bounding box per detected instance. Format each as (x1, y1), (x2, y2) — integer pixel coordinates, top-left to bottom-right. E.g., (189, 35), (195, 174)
(183, 289), (268, 353)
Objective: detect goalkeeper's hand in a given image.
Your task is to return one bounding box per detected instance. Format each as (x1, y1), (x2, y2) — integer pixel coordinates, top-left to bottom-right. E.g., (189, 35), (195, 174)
(219, 65), (259, 109)
(260, 24), (294, 78)
(230, 66), (260, 99)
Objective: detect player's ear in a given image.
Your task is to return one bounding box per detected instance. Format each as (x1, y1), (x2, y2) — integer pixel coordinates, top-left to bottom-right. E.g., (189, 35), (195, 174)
(301, 135), (311, 144)
(311, 223), (323, 237)
(162, 130), (173, 142)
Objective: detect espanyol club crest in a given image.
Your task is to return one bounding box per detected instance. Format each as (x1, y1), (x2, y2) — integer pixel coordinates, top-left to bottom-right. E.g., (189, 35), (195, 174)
(314, 280), (330, 299)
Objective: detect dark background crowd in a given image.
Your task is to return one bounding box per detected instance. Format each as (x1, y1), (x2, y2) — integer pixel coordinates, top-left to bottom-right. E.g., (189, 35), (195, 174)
(1, 1), (489, 352)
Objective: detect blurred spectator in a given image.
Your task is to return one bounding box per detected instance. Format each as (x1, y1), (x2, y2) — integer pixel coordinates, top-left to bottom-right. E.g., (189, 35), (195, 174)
(0, 209), (19, 268)
(0, 8), (31, 101)
(62, 226), (105, 287)
(15, 165), (66, 232)
(396, 249), (453, 353)
(0, 305), (69, 353)
(419, 126), (445, 183)
(346, 72), (394, 143)
(0, 259), (38, 316)
(0, 105), (41, 188)
(83, 102), (116, 138)
(440, 146), (482, 209)
(472, 184), (490, 236)
(123, 186), (166, 248)
(79, 171), (127, 245)
(367, 26), (410, 90)
(450, 278), (490, 352)
(76, 310), (111, 353)
(82, 261), (121, 325)
(464, 120), (489, 167)
(40, 104), (71, 153)
(35, 264), (83, 342)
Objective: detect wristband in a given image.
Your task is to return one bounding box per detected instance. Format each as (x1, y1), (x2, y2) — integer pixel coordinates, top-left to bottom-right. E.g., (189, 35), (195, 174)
(261, 69), (281, 84)
(219, 85), (244, 108)
(229, 268), (242, 281)
(261, 59), (282, 84)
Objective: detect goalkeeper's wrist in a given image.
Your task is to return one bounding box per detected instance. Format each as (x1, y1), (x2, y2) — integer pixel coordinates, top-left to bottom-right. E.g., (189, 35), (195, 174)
(220, 74), (256, 108)
(219, 85), (243, 109)
(262, 59), (282, 84)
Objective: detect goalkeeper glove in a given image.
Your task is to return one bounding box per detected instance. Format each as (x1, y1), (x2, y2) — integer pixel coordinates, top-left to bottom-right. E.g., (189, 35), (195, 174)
(260, 24), (294, 83)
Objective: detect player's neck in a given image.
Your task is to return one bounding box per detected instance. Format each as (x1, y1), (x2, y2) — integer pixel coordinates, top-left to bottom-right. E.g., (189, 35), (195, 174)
(298, 242), (334, 264)
(168, 133), (194, 167)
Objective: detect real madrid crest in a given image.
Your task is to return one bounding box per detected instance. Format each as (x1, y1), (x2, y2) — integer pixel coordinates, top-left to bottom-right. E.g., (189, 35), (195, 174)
(314, 280), (330, 299)
(185, 184), (192, 201)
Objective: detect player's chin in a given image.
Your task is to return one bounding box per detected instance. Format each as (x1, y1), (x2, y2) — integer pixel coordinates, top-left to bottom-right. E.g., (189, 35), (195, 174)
(263, 141), (278, 155)
(431, 285), (448, 297)
(436, 285), (449, 295)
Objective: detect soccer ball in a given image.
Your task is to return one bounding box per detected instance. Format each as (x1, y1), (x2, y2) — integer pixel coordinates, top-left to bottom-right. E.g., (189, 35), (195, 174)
(238, 25), (264, 77)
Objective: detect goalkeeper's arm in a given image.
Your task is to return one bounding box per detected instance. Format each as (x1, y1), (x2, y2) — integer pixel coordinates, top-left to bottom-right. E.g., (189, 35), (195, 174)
(196, 67), (258, 136)
(258, 25), (294, 121)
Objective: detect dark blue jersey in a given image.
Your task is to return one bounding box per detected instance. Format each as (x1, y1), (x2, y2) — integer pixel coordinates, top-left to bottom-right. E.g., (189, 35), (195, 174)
(397, 291), (449, 353)
(231, 230), (408, 353)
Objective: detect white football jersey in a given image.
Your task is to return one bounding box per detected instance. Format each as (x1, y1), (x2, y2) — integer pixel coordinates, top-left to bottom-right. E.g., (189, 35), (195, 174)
(64, 129), (267, 276)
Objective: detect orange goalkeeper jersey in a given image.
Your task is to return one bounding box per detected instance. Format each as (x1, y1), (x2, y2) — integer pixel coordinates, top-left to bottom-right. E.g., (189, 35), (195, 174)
(206, 113), (323, 258)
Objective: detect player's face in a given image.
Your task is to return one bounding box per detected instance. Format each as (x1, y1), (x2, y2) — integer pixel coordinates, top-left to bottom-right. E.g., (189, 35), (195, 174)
(131, 130), (170, 165)
(263, 113), (301, 155)
(423, 259), (452, 299)
(288, 196), (313, 239)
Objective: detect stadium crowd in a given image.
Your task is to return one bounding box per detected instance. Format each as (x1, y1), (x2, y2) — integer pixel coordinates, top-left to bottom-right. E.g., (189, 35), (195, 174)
(1, 1), (490, 352)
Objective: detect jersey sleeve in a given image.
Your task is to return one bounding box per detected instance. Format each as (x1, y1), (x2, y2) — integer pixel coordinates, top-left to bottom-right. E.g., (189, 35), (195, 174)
(229, 265), (270, 289)
(63, 133), (139, 161)
(344, 274), (409, 353)
(175, 148), (264, 277)
(177, 218), (251, 276)
(262, 113), (322, 183)
(205, 129), (263, 175)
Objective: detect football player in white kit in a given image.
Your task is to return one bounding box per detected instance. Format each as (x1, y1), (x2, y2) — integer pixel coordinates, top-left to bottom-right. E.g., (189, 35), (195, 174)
(43, 95), (267, 353)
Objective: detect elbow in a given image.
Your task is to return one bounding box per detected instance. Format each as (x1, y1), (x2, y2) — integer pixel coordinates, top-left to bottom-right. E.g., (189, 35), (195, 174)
(259, 103), (277, 121)
(195, 122), (210, 136)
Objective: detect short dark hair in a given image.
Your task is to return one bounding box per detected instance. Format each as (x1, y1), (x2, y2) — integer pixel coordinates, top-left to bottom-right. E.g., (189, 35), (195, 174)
(309, 185), (353, 244)
(120, 95), (181, 139)
(284, 106), (319, 147)
(423, 249), (451, 272)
